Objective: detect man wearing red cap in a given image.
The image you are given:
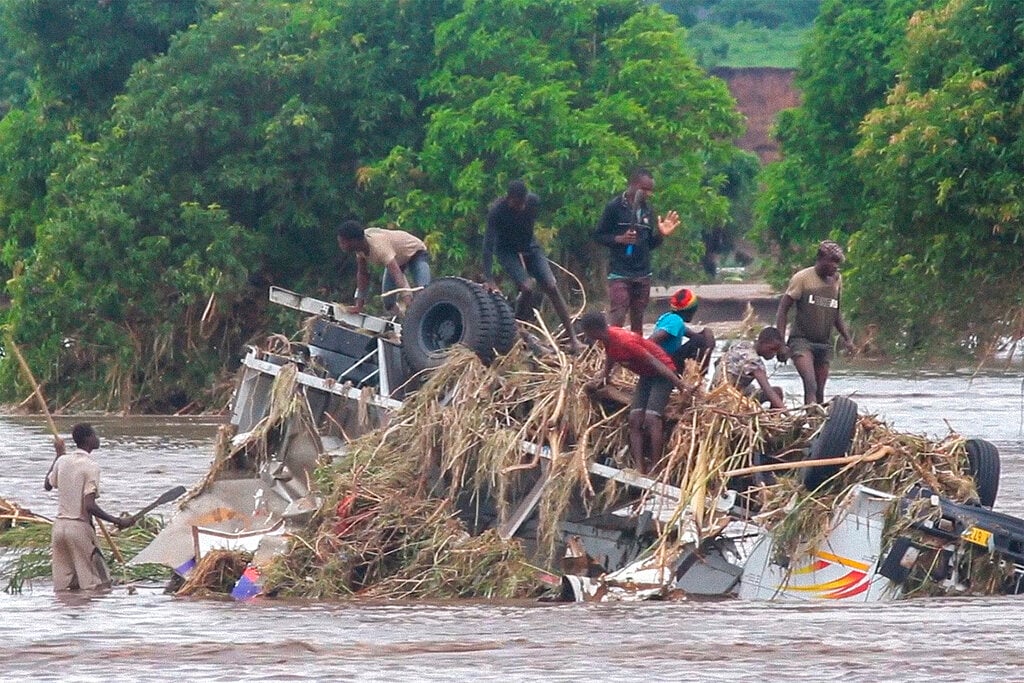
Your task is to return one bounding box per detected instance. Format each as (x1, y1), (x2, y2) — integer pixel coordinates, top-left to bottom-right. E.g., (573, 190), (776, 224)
(775, 240), (854, 404)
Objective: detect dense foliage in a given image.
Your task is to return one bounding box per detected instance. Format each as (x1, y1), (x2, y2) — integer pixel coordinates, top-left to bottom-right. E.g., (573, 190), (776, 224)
(0, 0), (204, 300)
(0, 0), (743, 409)
(755, 0), (929, 271)
(756, 0), (1024, 356)
(850, 0), (1024, 354)
(371, 0), (743, 281)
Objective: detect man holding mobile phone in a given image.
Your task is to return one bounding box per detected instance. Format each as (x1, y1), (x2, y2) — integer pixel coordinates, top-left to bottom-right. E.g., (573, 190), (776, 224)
(593, 168), (679, 334)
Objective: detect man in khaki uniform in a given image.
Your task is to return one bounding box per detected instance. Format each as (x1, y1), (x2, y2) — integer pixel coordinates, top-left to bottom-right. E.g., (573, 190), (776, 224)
(336, 220), (431, 314)
(775, 240), (854, 405)
(46, 424), (133, 591)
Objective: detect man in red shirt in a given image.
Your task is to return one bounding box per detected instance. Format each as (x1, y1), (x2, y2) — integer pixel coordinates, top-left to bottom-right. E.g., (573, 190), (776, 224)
(581, 311), (689, 473)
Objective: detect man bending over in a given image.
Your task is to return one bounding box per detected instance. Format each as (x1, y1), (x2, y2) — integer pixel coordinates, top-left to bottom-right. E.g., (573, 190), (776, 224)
(581, 311), (689, 474)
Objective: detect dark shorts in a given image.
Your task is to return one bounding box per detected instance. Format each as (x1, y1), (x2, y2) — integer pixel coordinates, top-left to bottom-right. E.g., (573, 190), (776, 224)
(631, 375), (673, 416)
(606, 276), (651, 326)
(787, 337), (832, 364)
(496, 243), (556, 288)
(672, 329), (715, 374)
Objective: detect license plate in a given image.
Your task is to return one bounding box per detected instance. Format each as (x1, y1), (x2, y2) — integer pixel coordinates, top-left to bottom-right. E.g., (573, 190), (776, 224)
(962, 526), (993, 549)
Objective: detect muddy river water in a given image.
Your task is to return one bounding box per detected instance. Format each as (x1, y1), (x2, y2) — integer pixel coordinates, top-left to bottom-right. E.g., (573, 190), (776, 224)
(2, 365), (1024, 682)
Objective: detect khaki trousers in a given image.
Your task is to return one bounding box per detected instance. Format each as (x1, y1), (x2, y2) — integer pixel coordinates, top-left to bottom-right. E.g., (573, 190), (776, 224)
(51, 518), (111, 591)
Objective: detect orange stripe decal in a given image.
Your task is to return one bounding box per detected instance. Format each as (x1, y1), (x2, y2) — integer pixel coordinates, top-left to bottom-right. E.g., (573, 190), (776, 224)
(814, 550), (871, 572)
(784, 570), (865, 592)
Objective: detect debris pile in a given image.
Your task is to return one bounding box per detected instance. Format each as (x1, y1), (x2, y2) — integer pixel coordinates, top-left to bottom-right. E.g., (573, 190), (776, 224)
(255, 337), (984, 600)
(2, 335), (994, 600)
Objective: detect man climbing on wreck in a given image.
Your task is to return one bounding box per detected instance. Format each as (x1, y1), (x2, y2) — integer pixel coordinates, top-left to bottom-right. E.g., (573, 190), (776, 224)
(648, 288), (715, 377)
(775, 240), (854, 405)
(581, 311), (690, 474)
(482, 179), (583, 353)
(337, 220), (431, 316)
(46, 424), (136, 591)
(712, 326), (786, 410)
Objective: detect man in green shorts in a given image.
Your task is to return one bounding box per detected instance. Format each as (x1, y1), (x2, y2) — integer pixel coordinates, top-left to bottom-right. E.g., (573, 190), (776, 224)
(775, 240), (854, 405)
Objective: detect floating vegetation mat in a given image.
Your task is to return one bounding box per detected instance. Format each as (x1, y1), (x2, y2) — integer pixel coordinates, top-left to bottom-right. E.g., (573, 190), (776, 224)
(0, 504), (171, 594)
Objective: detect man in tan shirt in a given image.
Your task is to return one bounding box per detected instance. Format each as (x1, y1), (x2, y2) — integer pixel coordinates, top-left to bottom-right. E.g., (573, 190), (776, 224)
(337, 220), (431, 314)
(45, 424), (134, 591)
(775, 240), (854, 405)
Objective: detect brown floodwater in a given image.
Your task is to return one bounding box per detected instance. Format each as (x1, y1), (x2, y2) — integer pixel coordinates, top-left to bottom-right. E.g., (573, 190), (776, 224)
(2, 365), (1023, 681)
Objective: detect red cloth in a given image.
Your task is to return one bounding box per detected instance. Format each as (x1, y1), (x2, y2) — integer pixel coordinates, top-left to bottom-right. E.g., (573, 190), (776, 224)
(603, 326), (675, 377)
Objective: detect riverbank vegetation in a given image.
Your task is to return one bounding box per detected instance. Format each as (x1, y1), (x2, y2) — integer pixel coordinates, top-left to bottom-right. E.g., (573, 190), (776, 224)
(0, 0), (1021, 411)
(0, 0), (742, 411)
(758, 0), (1024, 358)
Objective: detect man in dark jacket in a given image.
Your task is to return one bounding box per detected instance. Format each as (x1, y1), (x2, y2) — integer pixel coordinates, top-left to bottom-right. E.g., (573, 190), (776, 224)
(483, 180), (582, 352)
(593, 168), (680, 334)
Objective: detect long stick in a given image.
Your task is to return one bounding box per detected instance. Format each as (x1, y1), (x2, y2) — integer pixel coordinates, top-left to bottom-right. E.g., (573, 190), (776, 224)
(4, 331), (58, 435)
(4, 330), (126, 565)
(97, 520), (125, 564)
(722, 445), (894, 479)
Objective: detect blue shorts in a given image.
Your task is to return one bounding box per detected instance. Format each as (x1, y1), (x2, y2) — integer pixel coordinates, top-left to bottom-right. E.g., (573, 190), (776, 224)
(382, 250), (431, 310)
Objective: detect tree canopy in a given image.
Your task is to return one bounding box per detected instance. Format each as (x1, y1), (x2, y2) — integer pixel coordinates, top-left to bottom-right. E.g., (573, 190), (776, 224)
(754, 0), (929, 271)
(850, 0), (1024, 355)
(755, 0), (1024, 357)
(371, 0), (742, 281)
(0, 0), (743, 410)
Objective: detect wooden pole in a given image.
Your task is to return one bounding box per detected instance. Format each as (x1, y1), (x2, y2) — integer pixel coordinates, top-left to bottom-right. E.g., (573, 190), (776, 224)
(4, 330), (58, 435)
(3, 329), (126, 565)
(722, 445), (894, 479)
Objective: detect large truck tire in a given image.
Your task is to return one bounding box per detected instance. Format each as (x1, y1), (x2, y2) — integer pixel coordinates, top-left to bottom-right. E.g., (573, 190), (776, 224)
(802, 396), (858, 491)
(402, 277), (507, 373)
(487, 290), (518, 356)
(965, 438), (1000, 508)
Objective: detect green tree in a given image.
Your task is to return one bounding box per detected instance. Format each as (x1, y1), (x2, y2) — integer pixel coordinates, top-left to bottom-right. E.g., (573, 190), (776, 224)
(2, 0), (459, 409)
(371, 0), (742, 286)
(849, 0), (1024, 355)
(0, 31), (30, 115)
(754, 0), (931, 279)
(0, 0), (203, 117)
(0, 0), (204, 303)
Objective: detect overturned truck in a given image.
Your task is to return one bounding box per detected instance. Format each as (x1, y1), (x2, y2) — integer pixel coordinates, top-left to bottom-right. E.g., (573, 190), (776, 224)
(133, 282), (1024, 602)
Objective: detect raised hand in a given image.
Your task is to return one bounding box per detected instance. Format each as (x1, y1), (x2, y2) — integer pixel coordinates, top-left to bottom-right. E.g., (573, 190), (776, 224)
(658, 210), (680, 236)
